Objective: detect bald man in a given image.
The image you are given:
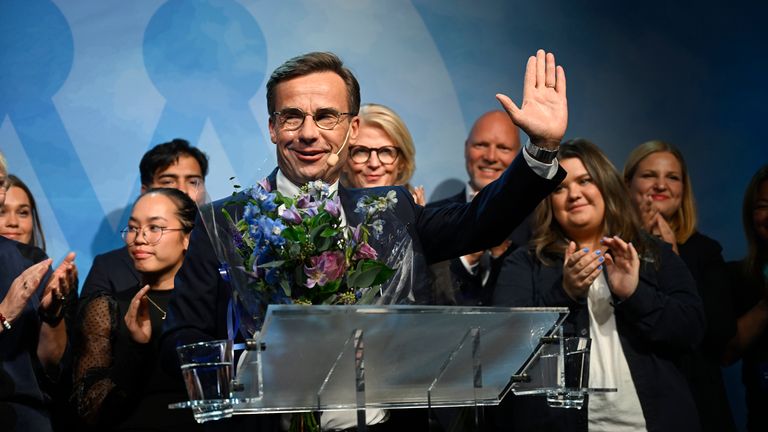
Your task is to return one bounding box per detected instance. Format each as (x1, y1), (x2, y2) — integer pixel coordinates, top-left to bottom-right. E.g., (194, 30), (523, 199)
(428, 110), (531, 306)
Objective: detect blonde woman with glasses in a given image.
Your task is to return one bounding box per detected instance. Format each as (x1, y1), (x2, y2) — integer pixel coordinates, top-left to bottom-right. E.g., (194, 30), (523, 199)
(342, 103), (425, 204)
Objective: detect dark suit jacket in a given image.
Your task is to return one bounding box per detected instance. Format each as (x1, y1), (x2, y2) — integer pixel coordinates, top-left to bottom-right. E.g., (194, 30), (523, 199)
(160, 153), (565, 373)
(427, 189), (532, 306)
(0, 236), (53, 431)
(80, 247), (140, 298)
(492, 241), (705, 432)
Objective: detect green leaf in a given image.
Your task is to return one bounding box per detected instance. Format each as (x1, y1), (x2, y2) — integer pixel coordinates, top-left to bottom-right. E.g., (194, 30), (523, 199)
(321, 236), (336, 252)
(280, 278), (292, 297)
(320, 227), (337, 238)
(309, 223), (329, 242)
(256, 260), (285, 269)
(348, 260), (395, 288)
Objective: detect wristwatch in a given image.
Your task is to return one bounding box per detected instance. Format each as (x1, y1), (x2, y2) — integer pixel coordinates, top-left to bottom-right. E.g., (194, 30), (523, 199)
(525, 140), (559, 163)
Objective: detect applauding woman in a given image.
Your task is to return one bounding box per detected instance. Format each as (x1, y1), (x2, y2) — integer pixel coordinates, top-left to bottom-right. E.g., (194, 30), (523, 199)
(0, 153), (78, 432)
(72, 188), (201, 431)
(623, 140), (736, 431)
(494, 139), (704, 431)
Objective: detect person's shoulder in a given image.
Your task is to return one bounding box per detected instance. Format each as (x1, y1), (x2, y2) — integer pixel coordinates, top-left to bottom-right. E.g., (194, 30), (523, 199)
(683, 230), (723, 252)
(94, 246), (130, 262)
(425, 190), (465, 209)
(0, 236), (47, 264)
(678, 230), (724, 263)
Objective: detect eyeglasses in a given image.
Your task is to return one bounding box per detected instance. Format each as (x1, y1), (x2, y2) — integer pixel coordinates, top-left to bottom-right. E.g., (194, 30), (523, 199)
(349, 146), (400, 165)
(0, 175), (8, 190)
(272, 107), (352, 131)
(121, 224), (187, 245)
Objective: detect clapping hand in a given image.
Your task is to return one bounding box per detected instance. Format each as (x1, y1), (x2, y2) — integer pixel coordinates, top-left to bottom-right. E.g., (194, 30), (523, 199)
(638, 196), (678, 254)
(496, 49), (567, 150)
(125, 284), (152, 344)
(0, 258), (52, 324)
(562, 241), (604, 301)
(601, 236), (640, 300)
(39, 252), (77, 317)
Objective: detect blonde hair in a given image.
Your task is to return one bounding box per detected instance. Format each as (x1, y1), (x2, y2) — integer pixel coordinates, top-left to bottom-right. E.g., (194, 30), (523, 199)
(532, 139), (652, 265)
(0, 151), (6, 174)
(623, 140), (697, 244)
(356, 103), (416, 186)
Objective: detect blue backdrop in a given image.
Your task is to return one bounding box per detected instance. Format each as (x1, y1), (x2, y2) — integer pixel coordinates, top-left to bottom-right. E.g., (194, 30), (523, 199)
(1, 1), (766, 428)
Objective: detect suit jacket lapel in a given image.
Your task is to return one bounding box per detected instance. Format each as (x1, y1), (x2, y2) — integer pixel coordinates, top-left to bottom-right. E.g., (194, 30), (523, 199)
(338, 184), (364, 227)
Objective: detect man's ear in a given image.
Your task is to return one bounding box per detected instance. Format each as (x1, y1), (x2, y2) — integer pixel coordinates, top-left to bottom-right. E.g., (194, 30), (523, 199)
(269, 117), (277, 144)
(348, 115), (360, 145)
(140, 184), (148, 194)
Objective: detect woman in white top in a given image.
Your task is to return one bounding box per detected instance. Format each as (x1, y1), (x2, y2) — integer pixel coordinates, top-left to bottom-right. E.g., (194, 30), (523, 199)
(493, 139), (704, 431)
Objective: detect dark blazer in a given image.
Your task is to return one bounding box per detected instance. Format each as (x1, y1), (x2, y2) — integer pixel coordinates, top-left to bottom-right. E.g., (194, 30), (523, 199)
(727, 258), (768, 431)
(160, 153), (565, 370)
(427, 189), (532, 306)
(0, 236), (53, 431)
(80, 247), (140, 298)
(677, 232), (737, 432)
(492, 241), (705, 432)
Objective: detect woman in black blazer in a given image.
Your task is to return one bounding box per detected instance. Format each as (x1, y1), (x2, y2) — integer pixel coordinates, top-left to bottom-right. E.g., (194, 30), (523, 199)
(494, 139), (705, 431)
(623, 140), (737, 432)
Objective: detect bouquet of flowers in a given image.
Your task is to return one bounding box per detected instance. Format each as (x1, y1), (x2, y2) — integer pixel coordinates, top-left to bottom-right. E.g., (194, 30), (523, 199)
(196, 178), (417, 431)
(222, 178), (399, 314)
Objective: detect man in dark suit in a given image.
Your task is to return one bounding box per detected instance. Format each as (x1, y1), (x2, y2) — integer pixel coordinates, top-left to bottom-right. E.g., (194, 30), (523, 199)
(428, 110), (530, 306)
(79, 139), (209, 297)
(160, 49), (568, 430)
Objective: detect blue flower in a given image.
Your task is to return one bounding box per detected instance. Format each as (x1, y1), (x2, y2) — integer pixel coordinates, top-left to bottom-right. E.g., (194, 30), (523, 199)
(243, 202), (261, 225)
(257, 216), (286, 246)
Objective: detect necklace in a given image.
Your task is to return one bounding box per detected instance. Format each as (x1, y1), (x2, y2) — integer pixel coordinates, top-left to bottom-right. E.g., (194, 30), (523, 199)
(145, 293), (167, 320)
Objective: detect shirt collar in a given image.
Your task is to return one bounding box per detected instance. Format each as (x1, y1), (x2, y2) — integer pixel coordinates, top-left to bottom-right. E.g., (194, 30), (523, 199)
(276, 170), (340, 197)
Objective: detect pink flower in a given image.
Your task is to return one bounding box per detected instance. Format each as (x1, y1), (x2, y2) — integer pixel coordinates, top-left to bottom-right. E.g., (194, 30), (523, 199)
(354, 242), (378, 260)
(304, 251), (346, 288)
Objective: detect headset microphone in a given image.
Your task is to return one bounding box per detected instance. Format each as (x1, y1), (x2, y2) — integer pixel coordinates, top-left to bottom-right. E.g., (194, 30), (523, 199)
(326, 124), (353, 167)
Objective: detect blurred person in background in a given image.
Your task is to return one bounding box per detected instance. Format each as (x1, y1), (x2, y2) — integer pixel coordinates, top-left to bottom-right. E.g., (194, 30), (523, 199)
(0, 175), (46, 251)
(724, 164), (768, 431)
(342, 103), (425, 204)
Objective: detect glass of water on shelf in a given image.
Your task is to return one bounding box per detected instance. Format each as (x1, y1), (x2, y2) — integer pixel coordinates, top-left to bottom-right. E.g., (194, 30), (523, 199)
(176, 339), (234, 423)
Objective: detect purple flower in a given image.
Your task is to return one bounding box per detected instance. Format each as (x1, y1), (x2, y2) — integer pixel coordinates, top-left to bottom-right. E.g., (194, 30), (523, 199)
(304, 251), (346, 288)
(281, 206), (302, 225)
(354, 242), (378, 260)
(296, 194), (319, 217)
(351, 224), (363, 243)
(257, 177), (272, 192)
(324, 196), (341, 218)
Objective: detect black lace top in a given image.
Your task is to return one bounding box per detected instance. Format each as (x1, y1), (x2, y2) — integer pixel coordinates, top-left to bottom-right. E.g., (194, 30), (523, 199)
(72, 287), (202, 431)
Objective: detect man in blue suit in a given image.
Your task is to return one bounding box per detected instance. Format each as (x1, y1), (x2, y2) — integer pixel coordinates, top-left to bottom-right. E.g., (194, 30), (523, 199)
(161, 49), (568, 430)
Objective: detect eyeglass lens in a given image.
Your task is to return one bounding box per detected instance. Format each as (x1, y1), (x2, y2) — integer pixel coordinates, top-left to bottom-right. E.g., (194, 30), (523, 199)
(276, 108), (346, 131)
(350, 146), (399, 164)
